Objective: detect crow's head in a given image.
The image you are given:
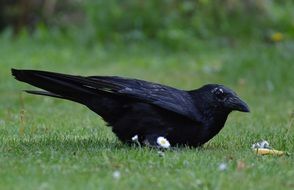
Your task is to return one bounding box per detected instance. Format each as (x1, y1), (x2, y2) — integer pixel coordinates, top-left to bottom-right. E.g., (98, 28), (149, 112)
(199, 84), (250, 113)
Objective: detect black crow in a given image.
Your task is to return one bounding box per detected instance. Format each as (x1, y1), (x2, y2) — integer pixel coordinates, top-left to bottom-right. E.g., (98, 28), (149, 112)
(11, 69), (249, 148)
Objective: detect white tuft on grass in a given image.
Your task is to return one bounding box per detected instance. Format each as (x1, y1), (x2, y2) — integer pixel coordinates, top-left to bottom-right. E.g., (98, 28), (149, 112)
(156, 137), (170, 149)
(218, 163), (227, 171)
(131, 135), (138, 142)
(252, 140), (270, 149)
(112, 170), (121, 179)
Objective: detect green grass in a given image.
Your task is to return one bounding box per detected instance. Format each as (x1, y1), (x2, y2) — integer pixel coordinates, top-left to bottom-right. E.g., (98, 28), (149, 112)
(0, 38), (293, 190)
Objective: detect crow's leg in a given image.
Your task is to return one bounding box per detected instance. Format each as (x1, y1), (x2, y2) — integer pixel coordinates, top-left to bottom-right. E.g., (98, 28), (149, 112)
(142, 134), (159, 147)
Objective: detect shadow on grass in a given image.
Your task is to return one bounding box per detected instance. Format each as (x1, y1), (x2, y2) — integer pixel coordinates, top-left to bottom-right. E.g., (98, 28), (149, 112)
(1, 133), (228, 156)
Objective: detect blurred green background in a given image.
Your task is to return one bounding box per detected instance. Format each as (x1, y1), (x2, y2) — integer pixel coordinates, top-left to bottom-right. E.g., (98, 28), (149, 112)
(0, 1), (294, 190)
(0, 0), (293, 46)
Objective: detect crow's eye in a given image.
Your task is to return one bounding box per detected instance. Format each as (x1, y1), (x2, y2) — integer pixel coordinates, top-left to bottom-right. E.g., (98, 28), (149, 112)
(212, 88), (226, 100)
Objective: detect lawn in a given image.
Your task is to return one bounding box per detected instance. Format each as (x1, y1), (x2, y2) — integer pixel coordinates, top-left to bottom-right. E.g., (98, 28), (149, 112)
(0, 38), (293, 190)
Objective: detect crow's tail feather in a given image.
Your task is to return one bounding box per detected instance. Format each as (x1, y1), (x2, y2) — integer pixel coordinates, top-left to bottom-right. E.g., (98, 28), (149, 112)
(11, 68), (98, 104)
(25, 90), (63, 98)
(12, 69), (128, 123)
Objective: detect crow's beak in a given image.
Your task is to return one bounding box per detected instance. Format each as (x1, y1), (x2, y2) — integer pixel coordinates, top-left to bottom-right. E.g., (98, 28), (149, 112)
(226, 96), (250, 112)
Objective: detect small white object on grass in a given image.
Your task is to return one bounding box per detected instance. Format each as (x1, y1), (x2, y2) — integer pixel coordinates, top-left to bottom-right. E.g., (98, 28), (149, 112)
(260, 140), (270, 148)
(252, 140), (270, 149)
(112, 170), (121, 179)
(132, 135), (138, 142)
(218, 163), (227, 171)
(156, 137), (170, 149)
(252, 140), (286, 156)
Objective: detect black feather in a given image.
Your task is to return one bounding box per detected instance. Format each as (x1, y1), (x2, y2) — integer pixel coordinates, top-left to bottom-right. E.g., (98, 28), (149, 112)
(25, 90), (63, 98)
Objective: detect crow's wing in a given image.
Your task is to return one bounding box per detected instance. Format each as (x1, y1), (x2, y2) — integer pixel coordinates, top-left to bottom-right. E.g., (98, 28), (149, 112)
(88, 76), (202, 122)
(12, 68), (202, 122)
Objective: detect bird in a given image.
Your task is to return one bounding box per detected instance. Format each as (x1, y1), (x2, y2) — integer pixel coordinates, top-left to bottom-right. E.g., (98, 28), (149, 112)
(11, 69), (250, 148)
